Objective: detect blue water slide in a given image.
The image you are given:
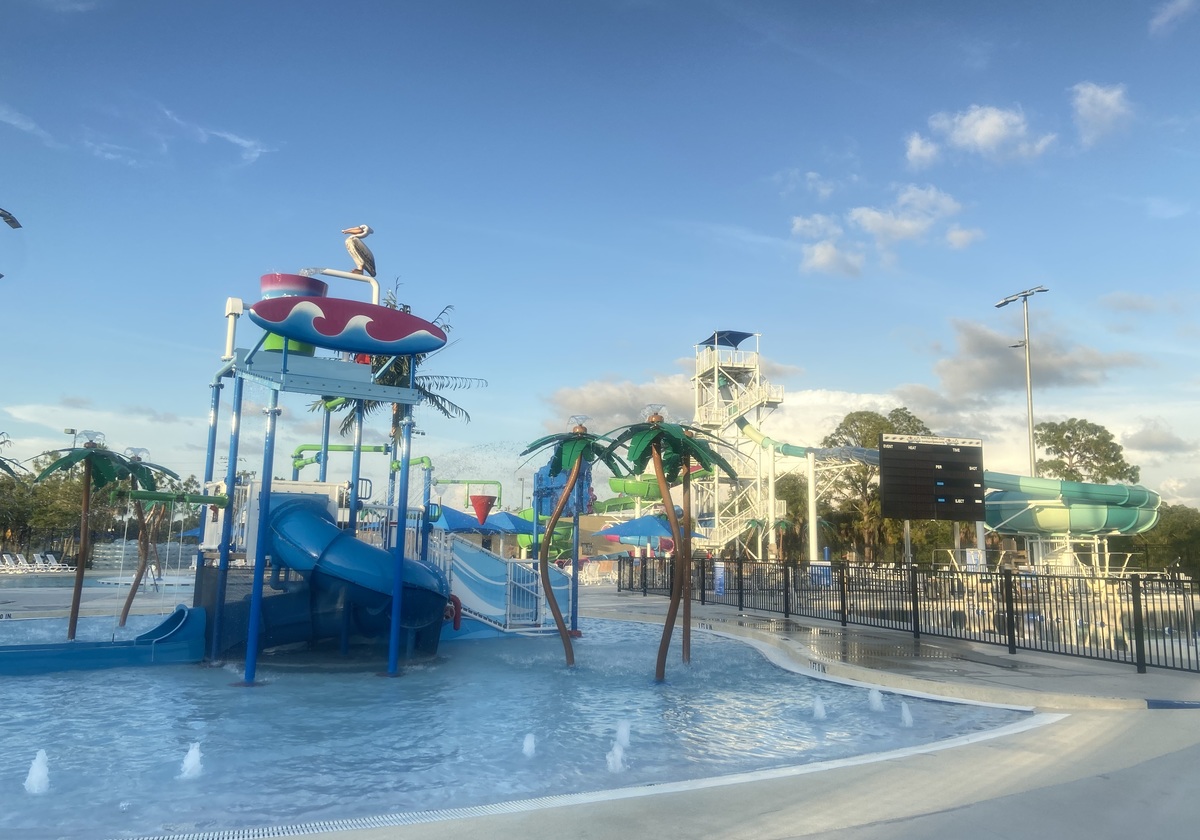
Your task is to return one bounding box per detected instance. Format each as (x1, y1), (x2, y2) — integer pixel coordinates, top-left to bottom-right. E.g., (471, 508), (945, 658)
(267, 497), (449, 631)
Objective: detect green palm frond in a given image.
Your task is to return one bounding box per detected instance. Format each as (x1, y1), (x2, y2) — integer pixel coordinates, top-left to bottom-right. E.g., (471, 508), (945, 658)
(36, 450), (178, 491)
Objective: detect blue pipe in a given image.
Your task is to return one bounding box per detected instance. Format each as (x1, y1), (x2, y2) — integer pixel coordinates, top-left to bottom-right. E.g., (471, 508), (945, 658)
(198, 380), (221, 574)
(348, 401), (364, 533)
(387, 408), (414, 675)
(210, 376), (243, 662)
(242, 390), (280, 685)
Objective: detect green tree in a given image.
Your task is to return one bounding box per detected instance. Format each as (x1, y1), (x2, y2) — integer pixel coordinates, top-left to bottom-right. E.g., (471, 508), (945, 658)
(1034, 418), (1140, 484)
(821, 408), (933, 563)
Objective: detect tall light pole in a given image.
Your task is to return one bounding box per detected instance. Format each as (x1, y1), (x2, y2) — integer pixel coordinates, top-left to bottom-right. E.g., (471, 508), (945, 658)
(995, 286), (1049, 477)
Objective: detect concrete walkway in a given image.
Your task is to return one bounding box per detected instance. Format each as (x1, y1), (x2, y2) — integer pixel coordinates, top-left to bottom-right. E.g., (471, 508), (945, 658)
(315, 586), (1200, 840)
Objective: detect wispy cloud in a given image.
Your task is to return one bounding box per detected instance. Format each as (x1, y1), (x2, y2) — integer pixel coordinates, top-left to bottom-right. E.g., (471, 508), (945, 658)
(161, 108), (274, 164)
(33, 0), (99, 11)
(927, 104), (1056, 161)
(1149, 0), (1197, 35)
(1071, 82), (1132, 148)
(1123, 418), (1194, 454)
(790, 213), (842, 239)
(945, 225), (985, 249)
(0, 102), (61, 148)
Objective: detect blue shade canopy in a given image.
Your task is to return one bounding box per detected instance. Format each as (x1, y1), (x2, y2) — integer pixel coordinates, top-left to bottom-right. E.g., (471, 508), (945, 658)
(593, 513), (706, 540)
(432, 506), (504, 534)
(484, 511), (535, 535)
(697, 330), (754, 349)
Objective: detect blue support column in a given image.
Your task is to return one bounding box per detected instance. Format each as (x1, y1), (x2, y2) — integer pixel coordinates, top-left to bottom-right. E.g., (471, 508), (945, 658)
(210, 376), (244, 662)
(319, 405), (332, 482)
(419, 465), (432, 566)
(386, 407), (414, 676)
(348, 400), (364, 533)
(570, 478), (582, 634)
(242, 391), (280, 685)
(197, 380), (222, 573)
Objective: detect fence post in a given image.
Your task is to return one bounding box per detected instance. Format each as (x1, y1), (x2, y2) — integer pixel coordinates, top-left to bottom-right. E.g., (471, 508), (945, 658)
(640, 555), (647, 597)
(737, 556), (745, 613)
(1130, 574), (1147, 674)
(909, 563), (921, 639)
(1003, 568), (1017, 654)
(783, 562), (791, 618)
(700, 557), (707, 606)
(838, 562), (849, 627)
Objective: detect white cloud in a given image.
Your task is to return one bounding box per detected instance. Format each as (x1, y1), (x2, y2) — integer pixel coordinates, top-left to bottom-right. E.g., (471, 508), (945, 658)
(1149, 0), (1197, 35)
(928, 104), (1056, 161)
(1143, 196), (1190, 219)
(161, 108), (274, 164)
(805, 171), (834, 200)
(790, 213), (842, 239)
(848, 184), (961, 245)
(945, 225), (985, 249)
(1071, 82), (1132, 148)
(0, 103), (60, 148)
(905, 132), (940, 169)
(1123, 418), (1194, 454)
(800, 240), (864, 276)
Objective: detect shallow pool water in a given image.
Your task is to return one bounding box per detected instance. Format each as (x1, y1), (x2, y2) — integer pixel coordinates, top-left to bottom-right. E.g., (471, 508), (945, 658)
(0, 619), (1029, 839)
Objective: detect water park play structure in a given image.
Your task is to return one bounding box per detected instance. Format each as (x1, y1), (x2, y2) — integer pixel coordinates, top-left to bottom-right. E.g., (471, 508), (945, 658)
(683, 330), (1161, 572)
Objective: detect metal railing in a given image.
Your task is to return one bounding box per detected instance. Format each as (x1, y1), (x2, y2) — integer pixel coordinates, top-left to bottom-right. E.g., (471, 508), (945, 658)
(616, 557), (1200, 673)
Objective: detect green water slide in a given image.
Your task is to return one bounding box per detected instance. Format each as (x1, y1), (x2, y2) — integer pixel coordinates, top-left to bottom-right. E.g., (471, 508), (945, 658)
(983, 473), (1160, 536)
(736, 418), (1160, 538)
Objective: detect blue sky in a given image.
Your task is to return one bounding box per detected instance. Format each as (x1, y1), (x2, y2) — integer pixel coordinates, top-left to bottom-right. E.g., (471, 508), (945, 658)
(2, 0), (1198, 509)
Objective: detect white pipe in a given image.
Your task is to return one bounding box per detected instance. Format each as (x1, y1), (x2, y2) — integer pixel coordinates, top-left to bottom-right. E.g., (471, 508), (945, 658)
(319, 268), (380, 306)
(222, 297), (244, 360)
(807, 450), (818, 567)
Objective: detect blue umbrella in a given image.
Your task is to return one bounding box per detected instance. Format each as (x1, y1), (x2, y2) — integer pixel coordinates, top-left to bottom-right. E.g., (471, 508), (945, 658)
(593, 513), (705, 541)
(485, 511), (535, 535)
(432, 507), (504, 534)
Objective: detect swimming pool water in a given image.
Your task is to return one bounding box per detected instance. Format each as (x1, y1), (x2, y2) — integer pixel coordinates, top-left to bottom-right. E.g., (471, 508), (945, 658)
(0, 618), (1029, 839)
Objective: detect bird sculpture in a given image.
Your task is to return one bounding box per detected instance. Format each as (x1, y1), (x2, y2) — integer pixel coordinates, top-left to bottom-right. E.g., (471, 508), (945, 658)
(341, 224), (376, 277)
(0, 208), (21, 229)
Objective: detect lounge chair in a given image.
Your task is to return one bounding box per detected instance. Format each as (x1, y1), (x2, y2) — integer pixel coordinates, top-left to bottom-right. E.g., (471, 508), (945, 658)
(42, 552), (70, 570)
(0, 553), (23, 573)
(33, 554), (65, 572)
(14, 553), (37, 571)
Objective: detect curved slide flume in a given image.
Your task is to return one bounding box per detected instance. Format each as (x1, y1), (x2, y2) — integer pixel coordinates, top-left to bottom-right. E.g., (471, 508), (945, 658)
(736, 418), (1159, 537)
(267, 498), (450, 638)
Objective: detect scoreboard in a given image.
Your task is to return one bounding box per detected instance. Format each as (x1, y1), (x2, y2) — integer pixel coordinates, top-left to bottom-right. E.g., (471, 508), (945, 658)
(878, 434), (985, 521)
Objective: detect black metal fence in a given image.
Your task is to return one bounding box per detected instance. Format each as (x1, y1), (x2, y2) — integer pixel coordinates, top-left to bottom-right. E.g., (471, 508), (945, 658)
(617, 557), (1200, 673)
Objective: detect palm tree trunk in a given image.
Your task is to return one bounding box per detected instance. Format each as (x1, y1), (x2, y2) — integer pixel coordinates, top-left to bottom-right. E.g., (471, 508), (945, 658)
(538, 458), (580, 667)
(681, 454), (692, 664)
(66, 458), (92, 641)
(653, 444), (685, 682)
(119, 500), (156, 627)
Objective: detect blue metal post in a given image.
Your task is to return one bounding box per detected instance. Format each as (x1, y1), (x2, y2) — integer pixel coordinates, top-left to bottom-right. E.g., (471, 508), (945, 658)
(530, 472), (541, 622)
(319, 405), (332, 483)
(197, 381), (222, 571)
(386, 407), (414, 676)
(242, 392), (280, 685)
(570, 478), (582, 634)
(419, 465), (432, 566)
(348, 400), (364, 533)
(210, 376), (243, 662)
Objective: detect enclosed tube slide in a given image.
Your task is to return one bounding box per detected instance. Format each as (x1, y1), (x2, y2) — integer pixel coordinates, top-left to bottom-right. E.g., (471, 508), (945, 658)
(268, 497), (450, 635)
(983, 473), (1160, 536)
(736, 419), (1159, 537)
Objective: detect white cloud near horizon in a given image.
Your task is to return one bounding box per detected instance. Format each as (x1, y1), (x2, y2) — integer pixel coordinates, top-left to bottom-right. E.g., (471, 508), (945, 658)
(928, 104), (1056, 161)
(1123, 417), (1194, 454)
(1149, 0), (1197, 35)
(1071, 82), (1132, 148)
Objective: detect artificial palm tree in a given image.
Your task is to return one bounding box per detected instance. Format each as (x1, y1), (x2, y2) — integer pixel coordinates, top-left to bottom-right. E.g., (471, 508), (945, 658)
(36, 441), (177, 640)
(602, 409), (736, 681)
(520, 420), (628, 666)
(0, 432), (27, 480)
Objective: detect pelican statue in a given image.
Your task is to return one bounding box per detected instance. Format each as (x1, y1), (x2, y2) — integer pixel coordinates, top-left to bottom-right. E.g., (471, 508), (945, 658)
(341, 224), (376, 277)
